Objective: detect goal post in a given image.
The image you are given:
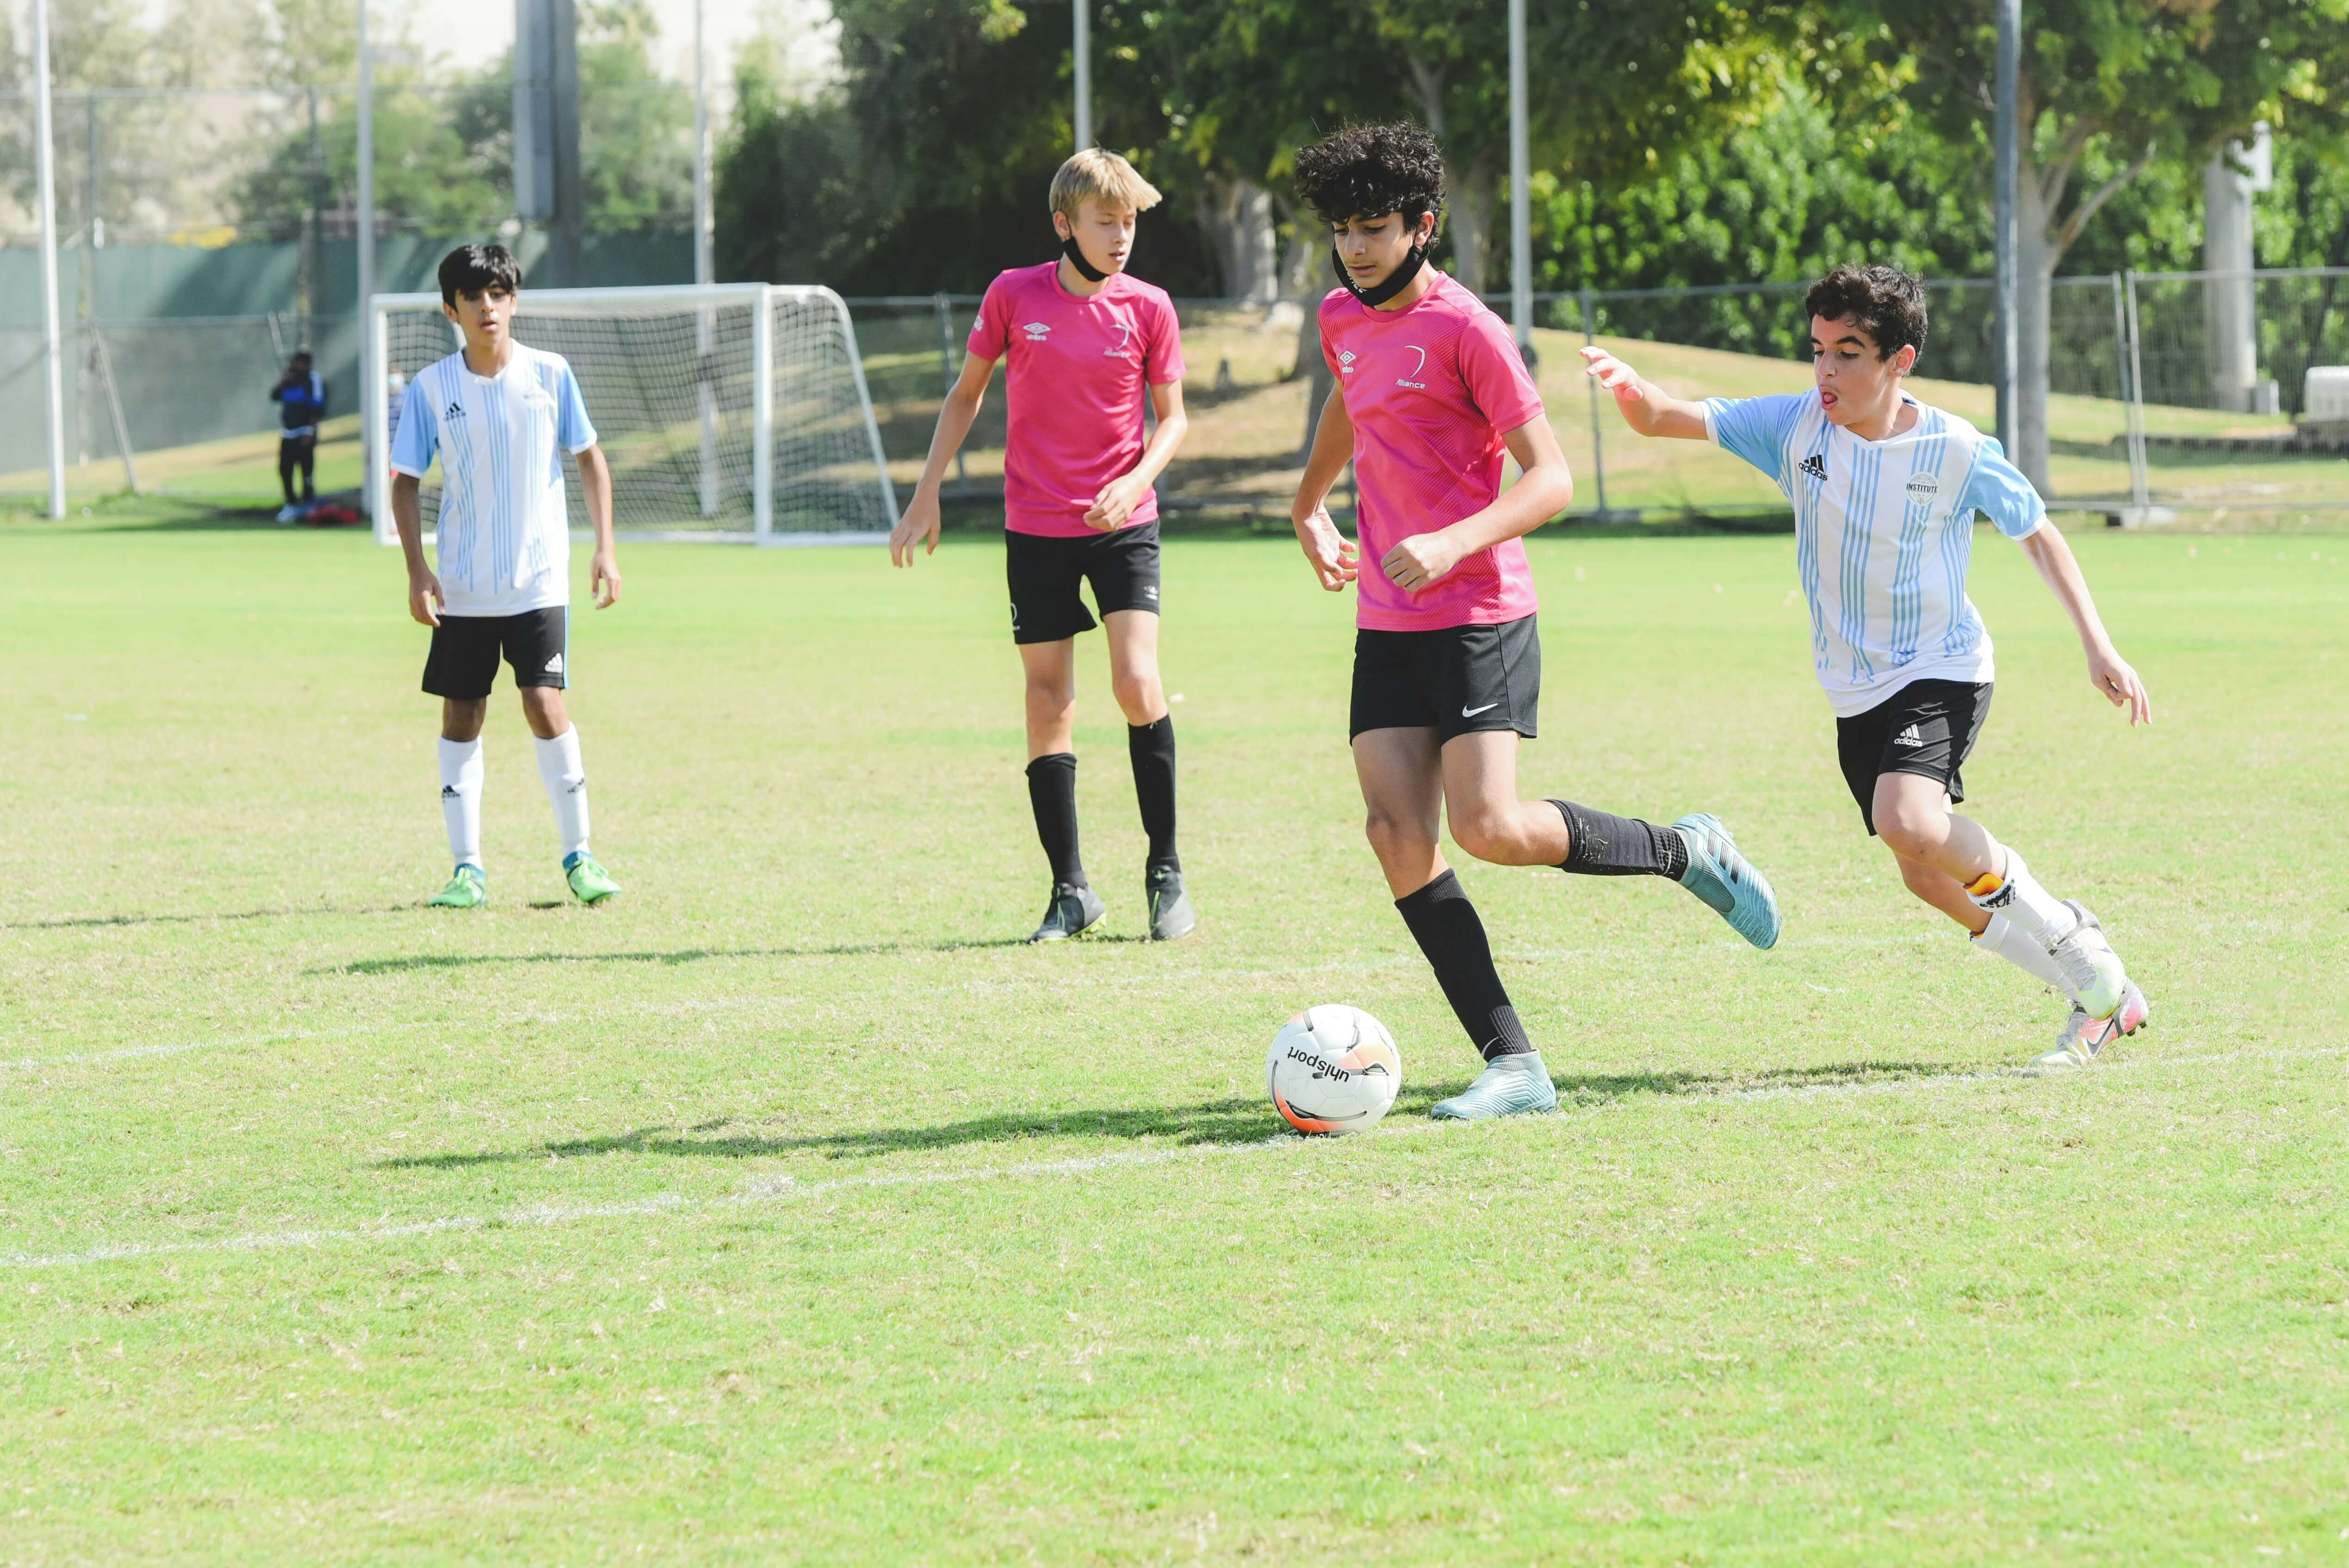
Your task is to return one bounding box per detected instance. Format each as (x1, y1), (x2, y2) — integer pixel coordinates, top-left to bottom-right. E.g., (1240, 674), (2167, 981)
(366, 283), (897, 546)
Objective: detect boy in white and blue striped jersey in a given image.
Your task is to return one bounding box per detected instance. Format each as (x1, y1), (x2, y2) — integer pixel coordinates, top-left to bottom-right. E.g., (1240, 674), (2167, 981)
(390, 243), (623, 909)
(1582, 265), (2151, 1069)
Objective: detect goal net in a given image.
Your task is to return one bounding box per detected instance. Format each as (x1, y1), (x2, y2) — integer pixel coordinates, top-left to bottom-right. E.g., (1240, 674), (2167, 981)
(366, 284), (896, 544)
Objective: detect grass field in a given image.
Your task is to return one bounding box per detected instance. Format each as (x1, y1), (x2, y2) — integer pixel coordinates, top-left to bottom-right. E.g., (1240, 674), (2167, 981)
(3, 514), (2346, 1562)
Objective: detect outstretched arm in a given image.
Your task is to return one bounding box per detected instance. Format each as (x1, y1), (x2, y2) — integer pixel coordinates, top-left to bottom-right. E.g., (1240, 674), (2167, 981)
(890, 351), (998, 566)
(1580, 346), (1710, 440)
(2017, 520), (2151, 725)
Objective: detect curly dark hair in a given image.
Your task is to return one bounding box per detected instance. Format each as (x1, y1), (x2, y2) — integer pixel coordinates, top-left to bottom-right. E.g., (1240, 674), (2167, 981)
(1804, 264), (1929, 361)
(1292, 121), (1447, 235)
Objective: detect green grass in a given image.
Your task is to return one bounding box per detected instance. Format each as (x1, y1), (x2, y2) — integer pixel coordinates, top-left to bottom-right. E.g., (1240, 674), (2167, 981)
(2, 514), (2346, 1562)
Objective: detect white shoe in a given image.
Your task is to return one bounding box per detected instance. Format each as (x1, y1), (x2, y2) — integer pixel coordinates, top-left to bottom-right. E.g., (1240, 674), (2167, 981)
(275, 503), (300, 522)
(2045, 899), (2127, 1020)
(2035, 979), (2151, 1069)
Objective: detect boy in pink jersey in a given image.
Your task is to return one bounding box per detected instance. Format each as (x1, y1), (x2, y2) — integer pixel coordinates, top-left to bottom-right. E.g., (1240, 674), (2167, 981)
(1288, 123), (1783, 1120)
(890, 150), (1195, 943)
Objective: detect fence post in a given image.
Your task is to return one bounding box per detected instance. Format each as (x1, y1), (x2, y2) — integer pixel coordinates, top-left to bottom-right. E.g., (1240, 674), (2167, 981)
(934, 291), (966, 489)
(1580, 285), (1609, 517)
(2122, 270), (2149, 513)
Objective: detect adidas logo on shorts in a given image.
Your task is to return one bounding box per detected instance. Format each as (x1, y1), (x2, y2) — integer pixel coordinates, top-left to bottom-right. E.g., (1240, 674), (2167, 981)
(1892, 723), (1925, 748)
(545, 653), (564, 674)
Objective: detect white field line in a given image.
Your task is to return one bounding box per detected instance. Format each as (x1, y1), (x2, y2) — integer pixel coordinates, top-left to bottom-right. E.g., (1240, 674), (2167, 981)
(6, 1042), (2336, 1274)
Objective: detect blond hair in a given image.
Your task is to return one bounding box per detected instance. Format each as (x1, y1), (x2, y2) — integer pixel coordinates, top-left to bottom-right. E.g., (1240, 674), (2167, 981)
(1049, 149), (1163, 219)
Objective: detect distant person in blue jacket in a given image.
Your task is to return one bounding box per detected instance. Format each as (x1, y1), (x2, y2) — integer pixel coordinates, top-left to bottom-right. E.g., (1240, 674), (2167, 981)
(271, 352), (327, 520)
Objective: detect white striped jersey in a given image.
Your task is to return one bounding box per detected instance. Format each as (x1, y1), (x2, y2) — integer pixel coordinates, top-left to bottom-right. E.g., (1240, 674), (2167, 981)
(1705, 392), (2046, 718)
(389, 343), (599, 617)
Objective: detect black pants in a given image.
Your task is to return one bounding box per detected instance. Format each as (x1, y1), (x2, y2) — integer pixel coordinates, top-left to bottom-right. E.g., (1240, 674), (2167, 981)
(278, 435), (316, 505)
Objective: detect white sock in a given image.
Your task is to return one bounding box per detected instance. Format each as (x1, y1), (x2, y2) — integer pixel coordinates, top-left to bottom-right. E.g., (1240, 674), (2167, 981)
(1964, 845), (2076, 945)
(534, 725), (591, 861)
(1972, 911), (2067, 991)
(438, 736), (483, 870)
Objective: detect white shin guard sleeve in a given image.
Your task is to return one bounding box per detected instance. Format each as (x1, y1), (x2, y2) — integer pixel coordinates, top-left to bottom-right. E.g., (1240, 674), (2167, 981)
(535, 726), (591, 860)
(1973, 912), (2066, 990)
(437, 736), (484, 869)
(1967, 846), (2076, 944)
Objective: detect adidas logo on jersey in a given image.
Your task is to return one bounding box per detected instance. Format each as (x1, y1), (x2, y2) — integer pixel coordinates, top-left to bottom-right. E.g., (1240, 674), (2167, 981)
(1892, 723), (1926, 748)
(1799, 453), (1827, 481)
(444, 401), (465, 420)
(544, 653), (564, 674)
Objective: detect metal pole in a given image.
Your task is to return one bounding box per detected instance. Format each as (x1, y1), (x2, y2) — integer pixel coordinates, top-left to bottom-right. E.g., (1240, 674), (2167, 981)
(1580, 285), (1608, 518)
(2122, 269), (2149, 513)
(1507, 0), (1533, 363)
(358, 0), (378, 521)
(752, 286), (775, 541)
(1072, 0), (1091, 150)
(80, 93), (96, 469)
(694, 0), (717, 517)
(1993, 0), (2020, 456)
(33, 0), (67, 518)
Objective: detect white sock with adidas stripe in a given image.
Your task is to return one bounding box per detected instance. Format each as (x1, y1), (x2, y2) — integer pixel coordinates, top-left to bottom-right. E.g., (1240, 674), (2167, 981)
(438, 736), (483, 871)
(534, 726), (591, 861)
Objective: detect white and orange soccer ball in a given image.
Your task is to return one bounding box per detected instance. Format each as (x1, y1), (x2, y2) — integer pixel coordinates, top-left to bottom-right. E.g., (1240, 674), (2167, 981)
(1266, 1005), (1401, 1134)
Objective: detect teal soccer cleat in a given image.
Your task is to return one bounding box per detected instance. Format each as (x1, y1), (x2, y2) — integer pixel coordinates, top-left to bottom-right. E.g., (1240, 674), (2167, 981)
(1672, 812), (1780, 950)
(428, 864), (486, 909)
(1429, 1052), (1559, 1121)
(564, 851), (621, 905)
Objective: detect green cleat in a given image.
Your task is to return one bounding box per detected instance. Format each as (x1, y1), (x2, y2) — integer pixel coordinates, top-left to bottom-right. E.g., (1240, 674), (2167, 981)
(1672, 812), (1781, 950)
(428, 864), (486, 909)
(564, 851), (620, 905)
(1429, 1052), (1559, 1121)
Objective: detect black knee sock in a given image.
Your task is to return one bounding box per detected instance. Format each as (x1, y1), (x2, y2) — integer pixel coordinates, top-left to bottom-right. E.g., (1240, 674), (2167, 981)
(1394, 869), (1536, 1061)
(297, 441), (316, 498)
(1128, 716), (1178, 873)
(278, 444), (299, 505)
(1026, 753), (1086, 888)
(1548, 799), (1687, 879)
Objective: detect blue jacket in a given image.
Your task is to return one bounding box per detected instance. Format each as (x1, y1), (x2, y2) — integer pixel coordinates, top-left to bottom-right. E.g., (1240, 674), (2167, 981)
(272, 373), (327, 435)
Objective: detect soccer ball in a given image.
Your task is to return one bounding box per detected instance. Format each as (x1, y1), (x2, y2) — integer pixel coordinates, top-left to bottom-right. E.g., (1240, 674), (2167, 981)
(1266, 1005), (1401, 1134)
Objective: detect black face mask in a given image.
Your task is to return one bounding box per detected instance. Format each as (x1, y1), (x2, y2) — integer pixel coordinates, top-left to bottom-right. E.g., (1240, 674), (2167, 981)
(1061, 235), (1110, 283)
(1333, 238), (1429, 308)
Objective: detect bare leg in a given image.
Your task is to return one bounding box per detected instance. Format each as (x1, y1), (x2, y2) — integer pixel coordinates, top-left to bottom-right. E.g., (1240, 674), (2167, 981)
(1102, 609), (1166, 726)
(1018, 638), (1078, 760)
(1872, 772), (1997, 934)
(1352, 727), (1447, 897)
(1438, 730), (1570, 866)
(520, 686), (570, 741)
(441, 697), (488, 743)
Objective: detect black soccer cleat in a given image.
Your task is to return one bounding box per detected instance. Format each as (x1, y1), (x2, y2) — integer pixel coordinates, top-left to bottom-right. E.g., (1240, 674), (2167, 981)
(1144, 865), (1197, 941)
(1028, 881), (1106, 943)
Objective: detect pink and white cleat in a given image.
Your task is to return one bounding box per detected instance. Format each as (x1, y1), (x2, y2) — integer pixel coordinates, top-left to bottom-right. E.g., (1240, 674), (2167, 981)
(2036, 979), (2151, 1069)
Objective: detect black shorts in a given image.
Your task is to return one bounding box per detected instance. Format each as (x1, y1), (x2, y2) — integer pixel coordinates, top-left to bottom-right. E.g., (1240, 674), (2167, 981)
(1004, 521), (1161, 645)
(1349, 615), (1540, 744)
(422, 608), (570, 700)
(1837, 678), (1992, 835)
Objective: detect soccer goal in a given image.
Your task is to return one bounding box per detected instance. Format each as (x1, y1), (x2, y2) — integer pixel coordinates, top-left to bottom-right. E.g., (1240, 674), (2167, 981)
(366, 283), (898, 545)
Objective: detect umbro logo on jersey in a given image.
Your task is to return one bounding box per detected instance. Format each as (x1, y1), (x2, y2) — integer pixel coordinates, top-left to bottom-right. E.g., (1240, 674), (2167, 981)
(544, 653), (564, 674)
(1396, 345), (1429, 389)
(1799, 453), (1827, 481)
(1022, 321), (1052, 341)
(1892, 723), (1926, 748)
(1338, 349), (1358, 376)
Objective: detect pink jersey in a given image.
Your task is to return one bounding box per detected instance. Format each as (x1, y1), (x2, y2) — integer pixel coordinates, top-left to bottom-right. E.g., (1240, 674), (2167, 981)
(1319, 273), (1547, 631)
(969, 262), (1186, 538)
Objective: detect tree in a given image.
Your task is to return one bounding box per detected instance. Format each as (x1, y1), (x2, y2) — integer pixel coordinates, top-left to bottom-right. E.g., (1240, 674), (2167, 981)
(1829, 0), (2349, 487)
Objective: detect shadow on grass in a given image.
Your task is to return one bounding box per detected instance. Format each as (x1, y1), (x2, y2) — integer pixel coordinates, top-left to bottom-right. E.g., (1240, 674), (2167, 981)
(376, 1057), (1963, 1171)
(322, 935), (1146, 974)
(12, 905), (413, 931)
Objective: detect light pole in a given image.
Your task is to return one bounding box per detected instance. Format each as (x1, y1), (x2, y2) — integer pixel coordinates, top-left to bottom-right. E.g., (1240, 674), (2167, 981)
(359, 0), (378, 521)
(1507, 0), (1533, 364)
(1993, 0), (2019, 456)
(33, 0), (67, 519)
(1072, 0), (1091, 150)
(694, 0), (717, 517)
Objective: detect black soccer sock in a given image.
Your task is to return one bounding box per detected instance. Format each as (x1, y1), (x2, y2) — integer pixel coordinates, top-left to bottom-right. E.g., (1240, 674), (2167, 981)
(1128, 716), (1179, 873)
(297, 440), (316, 498)
(278, 443), (299, 505)
(1548, 799), (1688, 879)
(1026, 752), (1087, 889)
(1394, 869), (1537, 1062)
